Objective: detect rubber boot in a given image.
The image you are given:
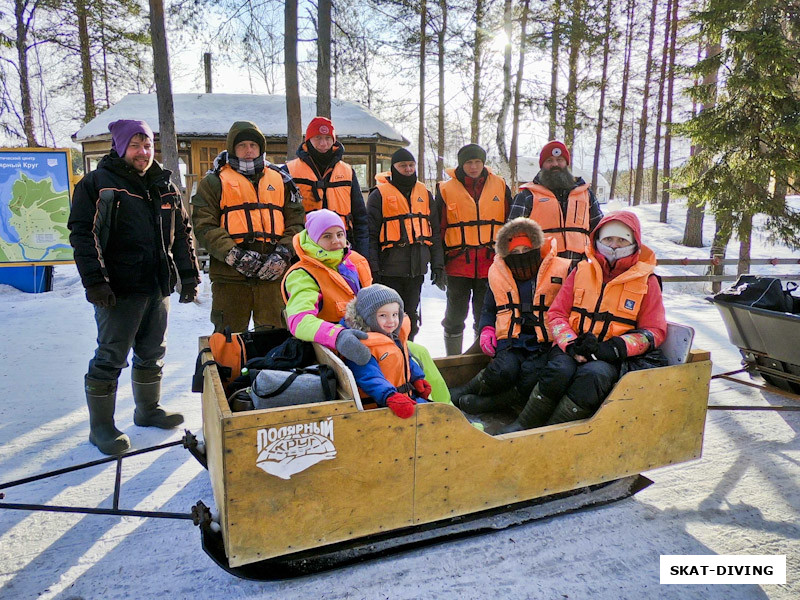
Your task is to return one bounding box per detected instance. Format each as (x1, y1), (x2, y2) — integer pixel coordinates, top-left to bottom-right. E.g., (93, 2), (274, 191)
(545, 396), (593, 425)
(132, 367), (184, 429)
(85, 377), (130, 455)
(444, 333), (463, 356)
(460, 388), (520, 414)
(449, 372), (485, 408)
(498, 384), (559, 434)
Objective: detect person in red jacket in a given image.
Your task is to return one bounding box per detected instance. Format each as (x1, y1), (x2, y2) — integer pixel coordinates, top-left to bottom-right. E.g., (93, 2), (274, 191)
(499, 211), (667, 433)
(437, 144), (511, 355)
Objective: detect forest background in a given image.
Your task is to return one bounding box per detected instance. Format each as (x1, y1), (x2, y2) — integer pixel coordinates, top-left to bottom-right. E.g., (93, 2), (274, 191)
(1, 0), (799, 269)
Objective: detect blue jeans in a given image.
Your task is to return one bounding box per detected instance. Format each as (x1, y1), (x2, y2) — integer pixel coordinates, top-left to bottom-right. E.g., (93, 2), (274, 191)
(87, 292), (169, 381)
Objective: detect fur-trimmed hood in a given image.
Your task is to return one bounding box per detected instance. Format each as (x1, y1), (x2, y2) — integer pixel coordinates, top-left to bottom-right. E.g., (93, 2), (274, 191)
(344, 299), (370, 333)
(494, 217), (545, 258)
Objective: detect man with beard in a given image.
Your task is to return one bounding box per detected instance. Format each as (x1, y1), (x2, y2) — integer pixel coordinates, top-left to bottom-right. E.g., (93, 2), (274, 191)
(69, 119), (200, 454)
(286, 117), (369, 256)
(509, 140), (603, 262)
(366, 148), (444, 340)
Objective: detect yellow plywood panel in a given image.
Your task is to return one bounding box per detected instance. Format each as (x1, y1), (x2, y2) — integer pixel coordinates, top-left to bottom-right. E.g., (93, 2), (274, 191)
(413, 360), (711, 524)
(222, 407), (417, 566)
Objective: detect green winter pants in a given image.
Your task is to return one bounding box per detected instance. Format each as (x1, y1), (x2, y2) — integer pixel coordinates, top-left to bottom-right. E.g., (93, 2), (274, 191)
(408, 340), (452, 405)
(210, 279), (285, 333)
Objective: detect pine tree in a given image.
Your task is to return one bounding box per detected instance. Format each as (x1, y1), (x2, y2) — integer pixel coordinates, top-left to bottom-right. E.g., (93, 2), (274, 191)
(678, 0), (800, 251)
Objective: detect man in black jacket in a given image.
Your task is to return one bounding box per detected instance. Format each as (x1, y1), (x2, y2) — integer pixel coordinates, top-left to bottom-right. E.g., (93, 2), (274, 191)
(68, 119), (200, 455)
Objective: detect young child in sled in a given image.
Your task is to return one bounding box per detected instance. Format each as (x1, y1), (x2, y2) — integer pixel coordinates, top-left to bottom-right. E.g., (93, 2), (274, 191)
(449, 217), (572, 420)
(281, 209), (374, 365)
(340, 284), (432, 418)
(503, 210), (668, 432)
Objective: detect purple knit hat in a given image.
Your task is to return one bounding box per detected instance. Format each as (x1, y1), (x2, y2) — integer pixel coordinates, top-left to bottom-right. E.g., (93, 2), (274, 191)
(306, 209), (345, 243)
(109, 119), (154, 155)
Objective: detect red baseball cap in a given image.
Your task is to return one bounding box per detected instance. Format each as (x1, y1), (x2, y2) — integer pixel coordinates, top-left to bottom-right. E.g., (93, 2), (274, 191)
(306, 117), (336, 141)
(539, 140), (570, 167)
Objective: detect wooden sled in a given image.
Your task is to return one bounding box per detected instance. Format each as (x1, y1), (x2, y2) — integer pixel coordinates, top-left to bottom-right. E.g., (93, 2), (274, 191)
(197, 323), (711, 578)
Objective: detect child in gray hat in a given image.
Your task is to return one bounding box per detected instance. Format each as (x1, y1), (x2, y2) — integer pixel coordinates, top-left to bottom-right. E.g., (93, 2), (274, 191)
(341, 284), (432, 418)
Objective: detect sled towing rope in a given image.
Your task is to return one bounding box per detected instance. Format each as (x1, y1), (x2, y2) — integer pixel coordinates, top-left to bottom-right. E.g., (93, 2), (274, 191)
(0, 431), (212, 527)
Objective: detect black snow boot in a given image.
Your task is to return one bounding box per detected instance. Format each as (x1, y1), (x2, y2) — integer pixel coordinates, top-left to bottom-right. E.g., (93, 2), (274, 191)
(132, 367), (184, 429)
(498, 384), (559, 434)
(460, 388), (520, 414)
(444, 333), (463, 356)
(545, 395), (593, 425)
(450, 372), (486, 408)
(85, 376), (130, 455)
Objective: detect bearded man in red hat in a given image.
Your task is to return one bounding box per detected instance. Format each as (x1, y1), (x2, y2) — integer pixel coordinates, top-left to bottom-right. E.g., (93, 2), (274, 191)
(286, 116), (369, 256)
(509, 140), (603, 263)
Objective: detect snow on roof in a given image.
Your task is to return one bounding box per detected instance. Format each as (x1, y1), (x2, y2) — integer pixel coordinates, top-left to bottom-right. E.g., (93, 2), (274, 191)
(73, 93), (409, 144)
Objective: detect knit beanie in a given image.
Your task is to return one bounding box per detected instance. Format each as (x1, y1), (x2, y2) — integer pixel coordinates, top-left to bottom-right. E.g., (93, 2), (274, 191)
(109, 119), (153, 156)
(597, 221), (635, 244)
(355, 284), (404, 333)
(306, 116), (336, 141)
(233, 129), (265, 154)
(539, 140), (571, 167)
(305, 209), (345, 244)
(391, 148), (415, 164)
(457, 143), (487, 167)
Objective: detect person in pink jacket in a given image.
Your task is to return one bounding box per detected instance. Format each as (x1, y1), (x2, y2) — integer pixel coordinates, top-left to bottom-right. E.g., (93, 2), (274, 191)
(499, 210), (667, 433)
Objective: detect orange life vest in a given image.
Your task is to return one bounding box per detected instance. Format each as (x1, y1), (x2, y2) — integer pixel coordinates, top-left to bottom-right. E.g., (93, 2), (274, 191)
(488, 239), (571, 343)
(286, 156), (354, 232)
(208, 329), (246, 393)
(218, 164), (285, 244)
(374, 172), (433, 250)
(439, 167), (506, 252)
(568, 245), (657, 340)
(358, 316), (413, 400)
(518, 181), (591, 257)
(281, 234), (373, 322)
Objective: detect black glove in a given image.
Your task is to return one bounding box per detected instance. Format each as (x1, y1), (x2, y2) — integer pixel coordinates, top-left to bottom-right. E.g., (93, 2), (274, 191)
(257, 245), (292, 281)
(567, 332), (599, 360)
(224, 246), (266, 278)
(178, 279), (198, 303)
(431, 268), (447, 292)
(85, 282), (116, 308)
(594, 337), (628, 364)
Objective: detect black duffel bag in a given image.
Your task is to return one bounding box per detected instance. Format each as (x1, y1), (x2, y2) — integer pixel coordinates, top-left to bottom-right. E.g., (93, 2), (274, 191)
(713, 275), (798, 313)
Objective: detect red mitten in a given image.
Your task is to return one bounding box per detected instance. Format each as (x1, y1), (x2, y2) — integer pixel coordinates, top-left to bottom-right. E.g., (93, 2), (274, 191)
(412, 379), (432, 400)
(386, 392), (416, 419)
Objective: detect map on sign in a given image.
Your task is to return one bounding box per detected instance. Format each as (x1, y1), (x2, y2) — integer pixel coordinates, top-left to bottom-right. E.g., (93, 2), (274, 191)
(0, 149), (74, 264)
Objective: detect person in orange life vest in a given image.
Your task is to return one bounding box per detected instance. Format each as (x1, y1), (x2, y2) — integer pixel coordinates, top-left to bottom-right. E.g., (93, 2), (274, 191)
(499, 211), (667, 433)
(449, 218), (571, 415)
(192, 120), (305, 332)
(341, 284), (431, 419)
(285, 117), (369, 256)
(437, 143), (511, 355)
(281, 209), (374, 366)
(509, 140), (603, 263)
(366, 148), (444, 340)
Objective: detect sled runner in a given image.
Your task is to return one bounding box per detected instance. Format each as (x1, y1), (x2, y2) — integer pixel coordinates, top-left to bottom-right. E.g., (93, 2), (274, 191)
(196, 322), (710, 578)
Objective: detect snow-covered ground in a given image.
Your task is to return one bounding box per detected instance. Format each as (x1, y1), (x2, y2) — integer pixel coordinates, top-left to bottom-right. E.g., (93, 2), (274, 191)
(0, 200), (798, 599)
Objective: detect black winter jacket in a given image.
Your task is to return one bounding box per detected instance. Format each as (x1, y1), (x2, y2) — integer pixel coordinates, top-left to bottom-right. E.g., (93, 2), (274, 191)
(68, 153), (199, 296)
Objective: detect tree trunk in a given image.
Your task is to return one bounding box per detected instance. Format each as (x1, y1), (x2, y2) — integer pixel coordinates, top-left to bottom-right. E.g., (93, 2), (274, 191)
(563, 0), (582, 149)
(15, 0), (38, 146)
(631, 0), (659, 206)
(436, 0), (447, 181)
(496, 0), (512, 166)
(737, 212), (752, 275)
(509, 0), (530, 191)
(548, 0), (562, 140)
(149, 0), (180, 189)
(100, 5), (111, 109)
(418, 0), (427, 182)
(650, 0), (672, 207)
(470, 0), (483, 144)
(76, 0), (96, 123)
(591, 0), (613, 193)
(709, 212), (733, 293)
(316, 0), (331, 118)
(659, 0), (679, 223)
(285, 0), (302, 161)
(609, 0), (636, 201)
